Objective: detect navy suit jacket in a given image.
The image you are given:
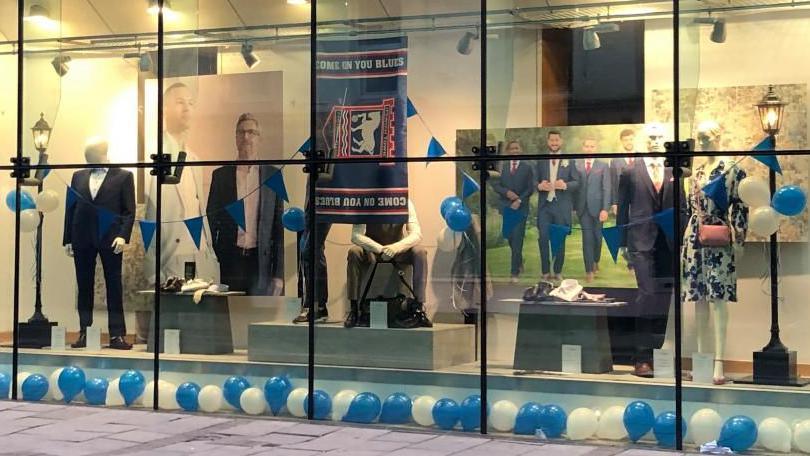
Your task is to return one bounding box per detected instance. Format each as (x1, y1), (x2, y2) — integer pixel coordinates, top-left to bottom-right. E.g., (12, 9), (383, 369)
(490, 160), (534, 213)
(575, 159), (611, 218)
(63, 168), (135, 249)
(609, 157), (637, 206)
(535, 158), (580, 214)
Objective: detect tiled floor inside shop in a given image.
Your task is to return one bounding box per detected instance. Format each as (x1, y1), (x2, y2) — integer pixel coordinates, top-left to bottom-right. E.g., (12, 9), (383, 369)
(0, 401), (697, 456)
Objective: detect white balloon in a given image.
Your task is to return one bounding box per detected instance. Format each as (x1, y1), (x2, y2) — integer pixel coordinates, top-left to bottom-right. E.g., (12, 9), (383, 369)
(794, 420), (810, 453)
(16, 372), (31, 399)
(198, 385), (224, 413)
(437, 227), (462, 252)
(412, 395), (436, 427)
(689, 408), (723, 445)
(567, 408), (598, 440)
(49, 368), (64, 401)
(240, 387), (267, 416)
(106, 379), (124, 406)
(739, 177), (771, 208)
(750, 206), (781, 236)
(759, 417), (791, 453)
(141, 381), (156, 408)
(331, 390), (357, 421)
(597, 406), (628, 440)
(287, 388), (308, 418)
(19, 209), (40, 232)
(158, 381), (179, 410)
(490, 400), (518, 432)
(35, 190), (59, 213)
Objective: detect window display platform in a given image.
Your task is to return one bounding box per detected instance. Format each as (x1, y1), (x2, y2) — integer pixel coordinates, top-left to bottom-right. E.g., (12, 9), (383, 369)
(247, 322), (475, 370)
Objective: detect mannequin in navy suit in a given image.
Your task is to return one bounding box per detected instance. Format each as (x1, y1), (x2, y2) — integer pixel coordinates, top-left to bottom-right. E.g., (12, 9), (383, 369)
(617, 129), (686, 376)
(490, 140), (534, 282)
(63, 139), (135, 350)
(575, 138), (610, 282)
(535, 131), (580, 280)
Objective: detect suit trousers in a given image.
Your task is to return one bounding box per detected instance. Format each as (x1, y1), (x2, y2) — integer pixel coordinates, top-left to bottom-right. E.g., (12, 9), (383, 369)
(578, 212), (603, 273)
(347, 246), (428, 303)
(628, 234), (674, 364)
(73, 246), (126, 337)
(300, 223), (331, 309)
(507, 215), (527, 276)
(220, 248), (259, 294)
(537, 201), (569, 275)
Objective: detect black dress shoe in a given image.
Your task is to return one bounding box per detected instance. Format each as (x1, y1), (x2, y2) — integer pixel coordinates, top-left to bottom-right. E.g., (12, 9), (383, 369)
(70, 333), (86, 349)
(293, 307), (328, 324)
(109, 336), (132, 350)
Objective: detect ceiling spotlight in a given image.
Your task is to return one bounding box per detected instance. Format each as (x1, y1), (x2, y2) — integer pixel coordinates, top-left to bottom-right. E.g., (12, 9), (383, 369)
(582, 23), (619, 51)
(23, 3), (57, 29)
(456, 29), (479, 55)
(51, 55), (71, 77)
(694, 17), (726, 43)
(241, 42), (260, 69)
(147, 0), (175, 17)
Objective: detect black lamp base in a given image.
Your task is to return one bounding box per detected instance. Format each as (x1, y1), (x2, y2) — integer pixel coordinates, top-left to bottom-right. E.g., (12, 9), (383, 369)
(735, 350), (810, 387)
(17, 320), (57, 349)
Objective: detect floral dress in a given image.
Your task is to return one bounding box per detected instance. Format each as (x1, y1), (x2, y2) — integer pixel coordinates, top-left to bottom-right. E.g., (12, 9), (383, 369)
(681, 160), (748, 303)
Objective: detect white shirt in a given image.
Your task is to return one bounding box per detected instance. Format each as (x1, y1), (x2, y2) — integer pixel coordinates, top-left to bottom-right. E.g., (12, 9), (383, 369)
(510, 160), (520, 174)
(236, 165), (260, 249)
(351, 200), (422, 254)
(644, 157), (665, 191)
(547, 158), (560, 202)
(89, 168), (108, 200)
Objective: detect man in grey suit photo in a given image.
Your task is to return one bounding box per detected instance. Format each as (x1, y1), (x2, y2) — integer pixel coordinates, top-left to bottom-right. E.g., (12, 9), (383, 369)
(535, 130), (580, 281)
(207, 113), (285, 295)
(490, 140), (535, 283)
(575, 137), (611, 282)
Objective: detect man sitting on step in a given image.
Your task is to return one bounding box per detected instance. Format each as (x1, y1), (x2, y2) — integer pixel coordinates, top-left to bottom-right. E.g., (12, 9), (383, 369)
(345, 199), (431, 328)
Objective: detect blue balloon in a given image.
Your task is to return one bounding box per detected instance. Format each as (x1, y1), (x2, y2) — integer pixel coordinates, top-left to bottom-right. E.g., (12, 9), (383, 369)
(537, 404), (567, 438)
(0, 373), (10, 398)
(57, 366), (86, 403)
(653, 411), (687, 448)
(460, 395), (487, 432)
(718, 415), (757, 452)
(344, 392), (382, 424)
(264, 376), (292, 416)
(176, 382), (201, 412)
(223, 376), (251, 410)
(445, 206), (472, 232)
(84, 377), (108, 406)
(118, 370), (146, 406)
(379, 393), (412, 424)
(5, 190), (36, 212)
(304, 389), (332, 420)
(432, 398), (460, 430)
(21, 374), (49, 401)
(772, 184), (806, 216)
(514, 402), (543, 435)
(624, 401), (655, 442)
(282, 207), (306, 232)
(440, 196), (464, 218)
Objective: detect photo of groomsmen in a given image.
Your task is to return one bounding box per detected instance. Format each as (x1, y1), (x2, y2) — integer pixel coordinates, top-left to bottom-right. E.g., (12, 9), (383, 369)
(490, 140), (535, 283)
(575, 137), (611, 283)
(535, 130), (580, 281)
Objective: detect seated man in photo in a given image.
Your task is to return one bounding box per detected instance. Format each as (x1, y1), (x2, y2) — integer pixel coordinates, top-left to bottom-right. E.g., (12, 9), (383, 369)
(345, 199), (430, 328)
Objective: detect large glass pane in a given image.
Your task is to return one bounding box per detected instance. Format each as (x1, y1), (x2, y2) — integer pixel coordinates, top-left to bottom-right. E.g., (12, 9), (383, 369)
(484, 0), (679, 449)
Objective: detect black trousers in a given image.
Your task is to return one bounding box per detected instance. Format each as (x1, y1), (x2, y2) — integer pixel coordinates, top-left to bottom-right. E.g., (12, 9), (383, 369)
(507, 215), (527, 276)
(300, 222), (331, 309)
(628, 234), (674, 365)
(73, 246), (126, 337)
(220, 248), (259, 294)
(537, 201), (569, 275)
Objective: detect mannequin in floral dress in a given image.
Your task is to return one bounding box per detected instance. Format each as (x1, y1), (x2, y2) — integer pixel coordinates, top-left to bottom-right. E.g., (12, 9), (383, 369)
(681, 123), (749, 384)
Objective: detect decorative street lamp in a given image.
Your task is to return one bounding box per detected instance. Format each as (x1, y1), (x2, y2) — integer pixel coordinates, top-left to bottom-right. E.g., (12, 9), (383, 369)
(31, 113), (52, 153)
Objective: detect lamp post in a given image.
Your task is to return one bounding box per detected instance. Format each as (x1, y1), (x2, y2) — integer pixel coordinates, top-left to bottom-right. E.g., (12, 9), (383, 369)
(18, 113), (57, 348)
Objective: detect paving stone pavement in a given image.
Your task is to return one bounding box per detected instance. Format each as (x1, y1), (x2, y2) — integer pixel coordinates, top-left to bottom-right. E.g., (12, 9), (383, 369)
(0, 402), (698, 456)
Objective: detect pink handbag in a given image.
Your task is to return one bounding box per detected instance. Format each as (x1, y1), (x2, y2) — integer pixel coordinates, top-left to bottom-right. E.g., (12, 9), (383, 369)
(698, 224), (731, 247)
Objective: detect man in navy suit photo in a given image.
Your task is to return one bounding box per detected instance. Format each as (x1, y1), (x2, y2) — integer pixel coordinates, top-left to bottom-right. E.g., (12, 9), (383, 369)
(575, 137), (611, 282)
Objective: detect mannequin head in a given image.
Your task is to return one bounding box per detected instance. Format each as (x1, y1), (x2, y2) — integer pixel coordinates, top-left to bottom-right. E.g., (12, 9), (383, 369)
(84, 137), (109, 164)
(697, 120), (722, 152)
(163, 82), (194, 136)
(644, 123), (666, 152)
(235, 113), (261, 160)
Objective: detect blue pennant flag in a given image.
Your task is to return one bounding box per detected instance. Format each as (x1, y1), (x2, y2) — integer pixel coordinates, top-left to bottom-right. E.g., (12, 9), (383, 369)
(298, 137), (312, 154)
(653, 208), (675, 242)
(226, 200), (246, 231)
(601, 225), (623, 263)
(139, 220), (156, 251)
(184, 216), (204, 249)
(66, 186), (78, 209)
(753, 136), (782, 174)
(406, 98), (418, 118)
(461, 172), (480, 199)
(502, 206), (526, 239)
(97, 208), (116, 241)
(702, 174), (729, 212)
(549, 223), (571, 258)
(427, 137), (446, 159)
(264, 170), (289, 202)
